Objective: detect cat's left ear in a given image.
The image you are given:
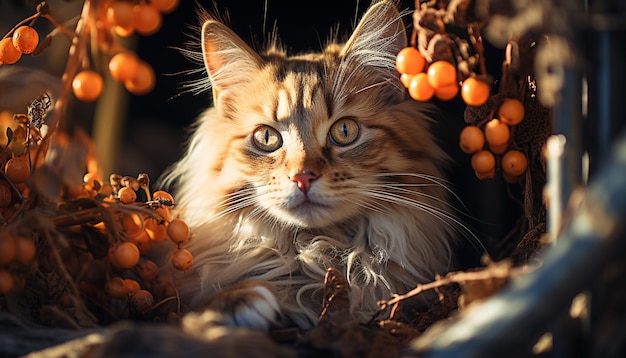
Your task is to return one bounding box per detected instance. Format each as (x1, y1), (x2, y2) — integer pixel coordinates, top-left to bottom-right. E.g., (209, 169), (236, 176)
(201, 20), (263, 104)
(340, 1), (407, 69)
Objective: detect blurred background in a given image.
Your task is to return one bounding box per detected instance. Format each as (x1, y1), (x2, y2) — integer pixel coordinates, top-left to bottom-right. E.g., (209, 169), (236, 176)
(0, 0), (517, 267)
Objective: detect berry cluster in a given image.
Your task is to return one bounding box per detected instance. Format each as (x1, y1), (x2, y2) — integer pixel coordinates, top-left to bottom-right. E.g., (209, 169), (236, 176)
(397, 47), (491, 106)
(0, 0), (180, 103)
(459, 98), (528, 182)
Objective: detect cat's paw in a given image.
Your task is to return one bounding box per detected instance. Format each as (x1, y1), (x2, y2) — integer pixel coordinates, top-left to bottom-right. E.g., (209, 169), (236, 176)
(203, 280), (282, 330)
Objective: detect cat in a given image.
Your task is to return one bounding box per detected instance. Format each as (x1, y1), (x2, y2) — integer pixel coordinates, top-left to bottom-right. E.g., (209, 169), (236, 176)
(160, 0), (465, 330)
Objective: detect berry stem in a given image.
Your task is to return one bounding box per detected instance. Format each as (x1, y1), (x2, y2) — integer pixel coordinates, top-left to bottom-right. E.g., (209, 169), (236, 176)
(48, 0), (93, 132)
(1, 13), (40, 40)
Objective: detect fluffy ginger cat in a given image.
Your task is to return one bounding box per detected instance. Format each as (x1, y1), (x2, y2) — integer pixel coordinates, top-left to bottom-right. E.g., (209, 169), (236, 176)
(161, 0), (462, 330)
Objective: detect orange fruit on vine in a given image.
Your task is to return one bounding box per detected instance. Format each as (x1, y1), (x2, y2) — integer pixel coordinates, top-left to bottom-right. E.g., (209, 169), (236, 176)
(171, 248), (193, 271)
(124, 61), (155, 95)
(14, 236), (36, 265)
(107, 1), (135, 28)
(145, 217), (168, 242)
(459, 125), (484, 154)
(109, 241), (140, 269)
(4, 155), (31, 183)
(133, 4), (162, 35)
(153, 190), (174, 204)
(12, 26), (39, 54)
(427, 61), (457, 89)
(0, 38), (22, 64)
(461, 77), (491, 106)
(109, 52), (139, 82)
(72, 70), (104, 102)
(118, 186), (137, 204)
(498, 98), (525, 125)
(121, 212), (144, 238)
(149, 0), (180, 13)
(484, 119), (510, 146)
(396, 47), (425, 75)
(502, 150), (528, 176)
(471, 150), (496, 175)
(400, 73), (413, 88)
(167, 218), (190, 245)
(137, 259), (159, 281)
(408, 73), (434, 102)
(105, 276), (129, 299)
(129, 289), (154, 314)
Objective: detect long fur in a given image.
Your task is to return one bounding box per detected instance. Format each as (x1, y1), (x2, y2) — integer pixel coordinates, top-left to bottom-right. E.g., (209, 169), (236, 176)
(160, 0), (466, 329)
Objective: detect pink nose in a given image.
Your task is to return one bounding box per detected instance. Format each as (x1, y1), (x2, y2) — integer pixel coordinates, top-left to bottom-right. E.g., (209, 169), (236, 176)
(290, 172), (319, 194)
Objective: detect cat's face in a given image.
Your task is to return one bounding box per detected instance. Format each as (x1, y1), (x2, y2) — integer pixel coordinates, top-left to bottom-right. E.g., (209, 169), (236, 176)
(190, 1), (448, 229)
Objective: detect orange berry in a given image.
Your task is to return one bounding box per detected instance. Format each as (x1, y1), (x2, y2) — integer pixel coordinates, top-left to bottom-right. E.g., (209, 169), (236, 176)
(0, 269), (15, 294)
(501, 150), (528, 176)
(459, 125), (485, 154)
(14, 236), (35, 265)
(434, 82), (459, 101)
(484, 119), (510, 146)
(167, 218), (190, 245)
(109, 52), (139, 82)
(133, 4), (162, 35)
(105, 276), (129, 299)
(107, 1), (135, 27)
(12, 26), (39, 54)
(461, 77), (491, 106)
(129, 289), (153, 314)
(124, 61), (155, 95)
(171, 248), (193, 271)
(109, 241), (140, 269)
(471, 150), (496, 174)
(400, 73), (413, 88)
(124, 278), (141, 292)
(149, 0), (180, 13)
(72, 70), (104, 102)
(396, 47), (425, 75)
(427, 61), (457, 89)
(0, 38), (22, 64)
(408, 73), (434, 102)
(118, 187), (137, 204)
(498, 98), (525, 125)
(145, 217), (168, 242)
(0, 235), (17, 266)
(121, 212), (144, 238)
(152, 190), (174, 205)
(137, 259), (159, 281)
(83, 172), (102, 191)
(4, 156), (31, 183)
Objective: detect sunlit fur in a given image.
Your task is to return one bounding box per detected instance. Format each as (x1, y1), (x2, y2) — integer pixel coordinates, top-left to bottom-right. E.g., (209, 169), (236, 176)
(161, 1), (464, 329)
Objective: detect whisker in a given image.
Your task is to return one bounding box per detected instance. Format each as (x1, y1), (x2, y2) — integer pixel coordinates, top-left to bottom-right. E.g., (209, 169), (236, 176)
(368, 172), (472, 216)
(363, 188), (486, 253)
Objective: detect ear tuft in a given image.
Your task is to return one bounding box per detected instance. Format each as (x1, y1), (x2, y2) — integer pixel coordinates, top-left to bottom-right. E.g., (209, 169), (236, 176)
(340, 1), (407, 70)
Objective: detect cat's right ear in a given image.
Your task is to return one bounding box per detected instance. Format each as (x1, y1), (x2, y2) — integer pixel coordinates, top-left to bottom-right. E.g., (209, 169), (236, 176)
(201, 20), (262, 104)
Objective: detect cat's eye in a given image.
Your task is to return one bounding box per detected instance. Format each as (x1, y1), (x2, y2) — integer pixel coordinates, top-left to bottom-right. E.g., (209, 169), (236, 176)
(329, 118), (360, 146)
(252, 125), (283, 152)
